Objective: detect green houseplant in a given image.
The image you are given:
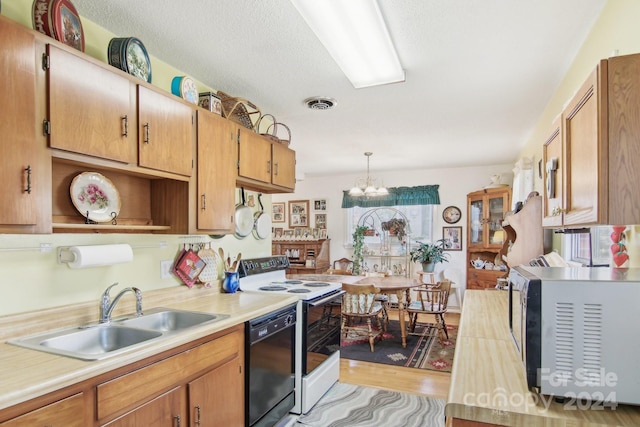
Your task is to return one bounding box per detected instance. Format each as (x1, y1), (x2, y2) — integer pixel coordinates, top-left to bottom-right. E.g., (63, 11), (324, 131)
(409, 239), (449, 272)
(352, 225), (369, 275)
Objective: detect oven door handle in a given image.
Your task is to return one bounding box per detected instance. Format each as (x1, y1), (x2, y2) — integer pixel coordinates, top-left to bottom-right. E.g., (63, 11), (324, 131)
(308, 290), (345, 307)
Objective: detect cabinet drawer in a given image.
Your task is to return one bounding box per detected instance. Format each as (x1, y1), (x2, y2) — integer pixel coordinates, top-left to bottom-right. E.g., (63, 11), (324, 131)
(97, 330), (241, 422)
(0, 393), (85, 427)
(467, 269), (505, 290)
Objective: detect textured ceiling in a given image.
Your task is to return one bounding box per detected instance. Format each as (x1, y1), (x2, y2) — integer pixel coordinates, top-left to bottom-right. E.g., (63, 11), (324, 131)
(72, 0), (607, 178)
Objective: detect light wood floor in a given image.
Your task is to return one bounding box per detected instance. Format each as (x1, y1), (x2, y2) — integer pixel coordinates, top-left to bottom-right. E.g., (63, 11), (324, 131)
(339, 311), (460, 401)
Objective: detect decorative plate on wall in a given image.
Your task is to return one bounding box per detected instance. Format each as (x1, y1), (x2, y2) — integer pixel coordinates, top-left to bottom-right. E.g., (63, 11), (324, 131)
(70, 172), (121, 222)
(107, 37), (152, 83)
(32, 0), (85, 52)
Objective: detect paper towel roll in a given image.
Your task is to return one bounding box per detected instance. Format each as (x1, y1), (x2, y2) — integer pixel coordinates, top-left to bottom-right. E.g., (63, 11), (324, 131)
(67, 244), (133, 269)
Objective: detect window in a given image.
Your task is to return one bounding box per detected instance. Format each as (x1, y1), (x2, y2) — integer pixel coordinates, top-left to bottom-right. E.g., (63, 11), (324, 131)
(563, 226), (611, 266)
(344, 205), (435, 248)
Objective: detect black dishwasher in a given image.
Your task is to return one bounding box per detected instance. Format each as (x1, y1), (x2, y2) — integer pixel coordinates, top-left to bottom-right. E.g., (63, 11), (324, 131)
(246, 303), (296, 427)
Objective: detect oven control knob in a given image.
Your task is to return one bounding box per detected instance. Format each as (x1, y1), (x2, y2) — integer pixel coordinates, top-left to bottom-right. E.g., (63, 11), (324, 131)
(284, 314), (294, 326)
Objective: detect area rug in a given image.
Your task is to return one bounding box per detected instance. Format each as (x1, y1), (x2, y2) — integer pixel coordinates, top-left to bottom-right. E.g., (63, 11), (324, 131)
(339, 320), (457, 372)
(295, 382), (445, 427)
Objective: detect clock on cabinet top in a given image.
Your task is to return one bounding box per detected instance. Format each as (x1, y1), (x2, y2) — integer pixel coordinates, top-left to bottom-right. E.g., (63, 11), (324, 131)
(443, 205), (461, 224)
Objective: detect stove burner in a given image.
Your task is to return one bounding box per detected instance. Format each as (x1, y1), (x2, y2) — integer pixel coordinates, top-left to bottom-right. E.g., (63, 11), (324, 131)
(288, 288), (311, 293)
(259, 285), (287, 291)
(304, 282), (331, 287)
(285, 280), (303, 285)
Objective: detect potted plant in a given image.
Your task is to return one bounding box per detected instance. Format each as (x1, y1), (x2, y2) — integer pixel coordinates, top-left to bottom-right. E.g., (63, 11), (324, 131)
(352, 225), (369, 275)
(409, 239), (449, 272)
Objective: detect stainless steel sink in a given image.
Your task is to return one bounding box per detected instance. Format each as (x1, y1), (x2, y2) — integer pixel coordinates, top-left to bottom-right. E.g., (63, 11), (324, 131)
(9, 325), (162, 360)
(117, 308), (228, 332)
(8, 308), (229, 361)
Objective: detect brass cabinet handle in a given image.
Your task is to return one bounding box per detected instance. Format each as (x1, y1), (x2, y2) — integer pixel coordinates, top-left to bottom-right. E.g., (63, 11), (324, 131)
(195, 404), (201, 425)
(274, 162), (279, 176)
(121, 115), (128, 137)
(201, 194), (206, 211)
(143, 122), (150, 144)
(267, 160), (271, 174)
(24, 165), (32, 194)
(174, 415), (181, 427)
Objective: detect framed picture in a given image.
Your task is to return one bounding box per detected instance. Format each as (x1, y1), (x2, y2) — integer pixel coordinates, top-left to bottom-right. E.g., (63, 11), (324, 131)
(288, 200), (309, 227)
(320, 229), (328, 239)
(272, 202), (285, 223)
(443, 226), (462, 251)
(313, 199), (327, 211)
(312, 228), (320, 239)
(294, 227), (304, 238)
(283, 229), (294, 238)
(273, 227), (283, 238)
(315, 213), (326, 229)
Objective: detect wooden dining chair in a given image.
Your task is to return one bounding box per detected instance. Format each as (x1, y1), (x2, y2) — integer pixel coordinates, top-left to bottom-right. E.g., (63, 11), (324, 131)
(333, 258), (354, 272)
(341, 283), (385, 352)
(406, 280), (451, 339)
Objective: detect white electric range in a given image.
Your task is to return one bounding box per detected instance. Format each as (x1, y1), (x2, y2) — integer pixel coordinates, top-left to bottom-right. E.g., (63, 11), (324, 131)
(239, 256), (344, 415)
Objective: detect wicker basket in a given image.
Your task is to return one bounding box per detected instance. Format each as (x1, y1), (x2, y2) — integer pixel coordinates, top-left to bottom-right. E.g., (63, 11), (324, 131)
(256, 113), (291, 146)
(217, 91), (261, 131)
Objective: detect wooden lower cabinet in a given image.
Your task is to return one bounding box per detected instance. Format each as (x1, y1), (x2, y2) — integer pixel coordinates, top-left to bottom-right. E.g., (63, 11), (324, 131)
(103, 387), (186, 427)
(97, 327), (244, 426)
(0, 393), (86, 427)
(466, 267), (506, 290)
(189, 358), (244, 427)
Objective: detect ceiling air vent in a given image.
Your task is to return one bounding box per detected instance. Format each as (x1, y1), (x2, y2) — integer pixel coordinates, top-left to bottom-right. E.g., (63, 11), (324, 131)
(304, 97), (337, 110)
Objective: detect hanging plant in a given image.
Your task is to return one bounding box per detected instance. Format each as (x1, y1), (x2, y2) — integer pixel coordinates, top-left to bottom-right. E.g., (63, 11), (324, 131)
(381, 218), (406, 241)
(352, 225), (369, 275)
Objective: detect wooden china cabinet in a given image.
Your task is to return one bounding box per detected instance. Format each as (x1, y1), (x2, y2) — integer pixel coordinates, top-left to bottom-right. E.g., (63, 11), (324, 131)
(466, 187), (511, 290)
(272, 239), (330, 274)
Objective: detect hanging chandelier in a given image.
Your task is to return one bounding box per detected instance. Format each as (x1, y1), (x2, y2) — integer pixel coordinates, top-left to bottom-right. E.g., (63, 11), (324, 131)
(348, 152), (388, 197)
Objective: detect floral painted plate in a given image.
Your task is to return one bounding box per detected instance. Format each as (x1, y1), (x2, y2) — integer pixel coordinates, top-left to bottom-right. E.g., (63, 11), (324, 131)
(70, 172), (121, 222)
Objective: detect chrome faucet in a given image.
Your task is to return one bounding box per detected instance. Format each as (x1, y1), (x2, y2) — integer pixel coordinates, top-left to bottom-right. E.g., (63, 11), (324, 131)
(99, 282), (143, 323)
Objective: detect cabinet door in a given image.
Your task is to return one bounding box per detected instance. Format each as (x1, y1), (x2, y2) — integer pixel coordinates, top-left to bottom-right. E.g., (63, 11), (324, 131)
(0, 393), (85, 427)
(188, 358), (244, 427)
(467, 193), (485, 248)
(138, 85), (193, 176)
(48, 45), (135, 163)
(103, 386), (186, 427)
(562, 64), (605, 226)
(272, 143), (296, 189)
(542, 119), (564, 227)
(0, 21), (36, 226)
(486, 192), (509, 248)
(196, 111), (236, 232)
(238, 128), (272, 183)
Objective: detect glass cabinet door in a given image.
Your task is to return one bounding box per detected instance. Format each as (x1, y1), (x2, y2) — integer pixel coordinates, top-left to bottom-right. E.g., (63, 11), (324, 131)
(469, 197), (484, 246)
(488, 195), (506, 246)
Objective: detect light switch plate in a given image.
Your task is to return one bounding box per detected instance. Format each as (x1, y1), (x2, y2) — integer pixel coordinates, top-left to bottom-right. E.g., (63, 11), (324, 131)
(160, 260), (173, 279)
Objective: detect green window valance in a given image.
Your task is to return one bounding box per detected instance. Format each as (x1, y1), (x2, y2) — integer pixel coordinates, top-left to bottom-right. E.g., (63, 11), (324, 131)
(341, 185), (440, 208)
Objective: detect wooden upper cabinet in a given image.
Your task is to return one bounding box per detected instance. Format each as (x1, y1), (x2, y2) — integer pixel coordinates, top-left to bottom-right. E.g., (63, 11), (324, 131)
(0, 17), (51, 232)
(272, 143), (296, 190)
(238, 127), (272, 183)
(562, 63), (606, 226)
(47, 44), (136, 163)
(138, 85), (193, 176)
(542, 118), (563, 227)
(196, 111), (236, 233)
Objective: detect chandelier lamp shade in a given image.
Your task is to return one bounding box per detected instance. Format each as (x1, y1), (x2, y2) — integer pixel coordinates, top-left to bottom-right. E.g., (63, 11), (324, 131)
(349, 152), (388, 197)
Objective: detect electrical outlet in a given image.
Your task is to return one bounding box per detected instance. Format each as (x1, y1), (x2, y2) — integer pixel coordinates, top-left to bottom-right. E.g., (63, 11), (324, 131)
(160, 260), (173, 279)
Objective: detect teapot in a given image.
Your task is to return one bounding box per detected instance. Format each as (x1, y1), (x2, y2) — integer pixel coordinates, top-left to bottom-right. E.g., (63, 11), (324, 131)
(470, 258), (485, 269)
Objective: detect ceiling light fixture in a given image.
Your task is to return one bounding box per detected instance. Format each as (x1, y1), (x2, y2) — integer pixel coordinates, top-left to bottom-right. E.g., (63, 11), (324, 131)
(290, 0), (405, 89)
(349, 152), (388, 197)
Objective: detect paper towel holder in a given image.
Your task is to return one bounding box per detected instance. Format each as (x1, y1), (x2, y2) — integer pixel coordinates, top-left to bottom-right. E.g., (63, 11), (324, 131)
(57, 242), (166, 266)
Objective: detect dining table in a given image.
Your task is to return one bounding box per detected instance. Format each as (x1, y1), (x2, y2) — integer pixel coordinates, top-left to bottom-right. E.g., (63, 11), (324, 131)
(288, 273), (423, 348)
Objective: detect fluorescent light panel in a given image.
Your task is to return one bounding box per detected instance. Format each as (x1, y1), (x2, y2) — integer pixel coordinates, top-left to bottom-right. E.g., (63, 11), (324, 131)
(291, 0), (405, 88)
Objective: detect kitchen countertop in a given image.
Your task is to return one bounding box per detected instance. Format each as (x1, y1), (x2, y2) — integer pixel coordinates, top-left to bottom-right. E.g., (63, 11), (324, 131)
(0, 286), (297, 411)
(446, 290), (640, 426)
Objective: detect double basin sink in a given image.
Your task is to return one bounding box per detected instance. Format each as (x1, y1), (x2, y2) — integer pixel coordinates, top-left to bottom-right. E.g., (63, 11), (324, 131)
(8, 308), (229, 361)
